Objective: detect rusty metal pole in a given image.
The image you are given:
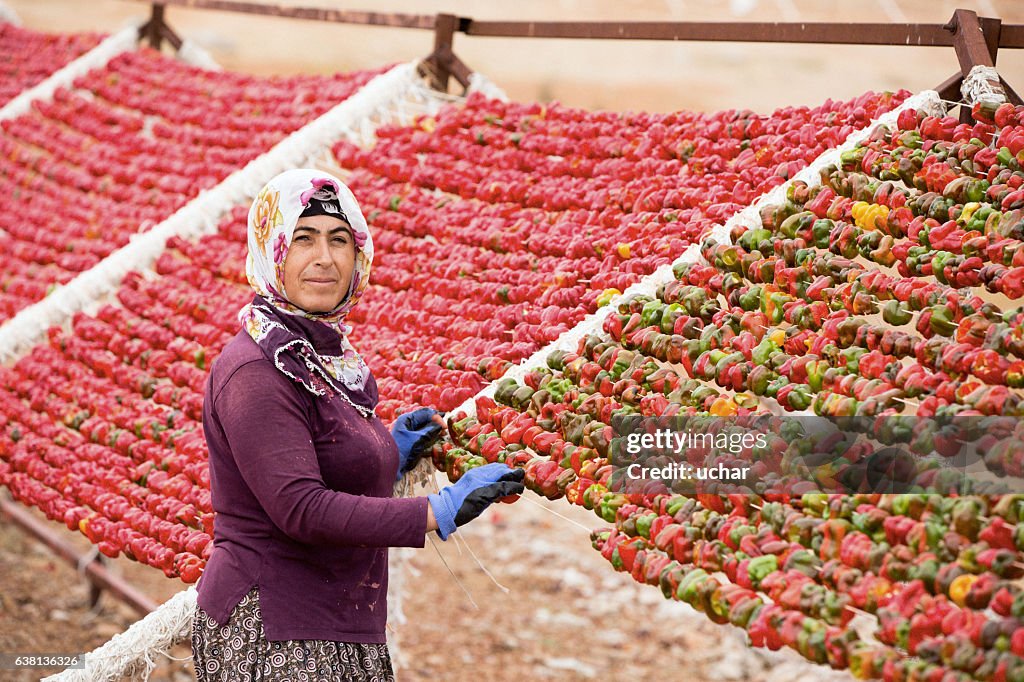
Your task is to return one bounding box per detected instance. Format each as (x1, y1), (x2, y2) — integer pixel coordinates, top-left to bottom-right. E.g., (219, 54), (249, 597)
(427, 13), (459, 93)
(145, 3), (167, 49)
(0, 498), (158, 618)
(948, 9), (1008, 120)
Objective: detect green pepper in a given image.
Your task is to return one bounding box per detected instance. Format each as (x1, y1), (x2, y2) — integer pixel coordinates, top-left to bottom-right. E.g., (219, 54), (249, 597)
(665, 495), (692, 519)
(659, 561), (686, 600)
(728, 523), (756, 548)
(635, 513), (657, 539)
(677, 568), (710, 604)
(779, 211), (817, 239)
(784, 549), (822, 578)
(738, 285), (763, 312)
(748, 365), (775, 396)
(841, 147), (866, 171)
(951, 498), (983, 538)
(882, 300), (913, 326)
(610, 350), (635, 379)
(599, 493), (628, 523)
(728, 596), (763, 628)
(841, 347), (867, 373)
(640, 300), (664, 328)
(786, 384), (813, 411)
(739, 228), (773, 251)
(746, 555), (778, 589)
(998, 147), (1019, 170)
(752, 337), (780, 367)
(812, 219), (834, 248)
(805, 360), (828, 393)
(765, 375), (790, 399)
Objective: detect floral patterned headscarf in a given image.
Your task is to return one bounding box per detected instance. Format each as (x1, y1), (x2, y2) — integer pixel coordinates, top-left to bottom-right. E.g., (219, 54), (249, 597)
(238, 168), (376, 417)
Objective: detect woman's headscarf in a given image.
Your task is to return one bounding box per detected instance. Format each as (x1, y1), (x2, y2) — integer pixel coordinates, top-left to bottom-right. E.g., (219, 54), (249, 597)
(238, 168), (376, 418)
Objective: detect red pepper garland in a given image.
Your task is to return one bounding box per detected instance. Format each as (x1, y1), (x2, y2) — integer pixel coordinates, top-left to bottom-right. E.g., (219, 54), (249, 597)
(441, 386), (1024, 679)
(0, 84), (908, 589)
(0, 49), (383, 321)
(419, 104), (1024, 680)
(0, 24), (103, 106)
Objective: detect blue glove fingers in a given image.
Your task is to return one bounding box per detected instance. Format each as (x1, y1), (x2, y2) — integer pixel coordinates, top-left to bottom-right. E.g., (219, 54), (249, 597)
(452, 478), (526, 527)
(459, 462), (519, 486)
(393, 408), (443, 481)
(396, 407), (437, 431)
(428, 465), (524, 540)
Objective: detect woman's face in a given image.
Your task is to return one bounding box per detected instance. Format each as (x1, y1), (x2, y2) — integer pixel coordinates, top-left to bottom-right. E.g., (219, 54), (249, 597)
(282, 214), (357, 313)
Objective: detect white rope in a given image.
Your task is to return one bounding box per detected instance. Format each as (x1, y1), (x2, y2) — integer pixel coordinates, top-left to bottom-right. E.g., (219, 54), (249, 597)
(0, 61), (428, 363)
(175, 39), (221, 71)
(961, 64), (1005, 106)
(466, 71), (509, 102)
(42, 588), (197, 682)
(448, 89), (945, 421)
(0, 0), (20, 25)
(0, 24), (139, 122)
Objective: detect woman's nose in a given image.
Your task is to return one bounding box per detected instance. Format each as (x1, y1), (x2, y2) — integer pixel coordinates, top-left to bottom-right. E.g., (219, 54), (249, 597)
(312, 236), (332, 265)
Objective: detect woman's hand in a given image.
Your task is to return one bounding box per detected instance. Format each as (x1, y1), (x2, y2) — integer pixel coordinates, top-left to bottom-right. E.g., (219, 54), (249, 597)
(427, 464), (525, 540)
(392, 407), (444, 481)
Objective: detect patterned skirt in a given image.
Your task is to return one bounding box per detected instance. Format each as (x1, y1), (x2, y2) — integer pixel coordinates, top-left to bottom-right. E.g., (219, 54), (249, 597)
(191, 587), (395, 682)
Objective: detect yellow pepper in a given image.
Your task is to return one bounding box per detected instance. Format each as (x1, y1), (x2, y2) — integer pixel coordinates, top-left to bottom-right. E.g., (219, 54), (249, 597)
(958, 201), (981, 225)
(851, 201), (889, 231)
(596, 288), (621, 307)
(709, 396), (738, 416)
(949, 574), (977, 607)
(616, 243), (632, 259)
(734, 392), (759, 409)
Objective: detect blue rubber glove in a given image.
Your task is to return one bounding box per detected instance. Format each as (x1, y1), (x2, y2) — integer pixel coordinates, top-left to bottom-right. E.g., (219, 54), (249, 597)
(391, 407), (443, 482)
(428, 463), (525, 540)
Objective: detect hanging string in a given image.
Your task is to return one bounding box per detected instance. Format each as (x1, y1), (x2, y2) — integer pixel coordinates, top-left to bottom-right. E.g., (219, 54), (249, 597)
(517, 493), (594, 533)
(453, 534), (511, 595)
(427, 532), (479, 610)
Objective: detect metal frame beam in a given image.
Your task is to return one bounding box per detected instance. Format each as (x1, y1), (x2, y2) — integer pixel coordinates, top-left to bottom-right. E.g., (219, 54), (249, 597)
(0, 497), (158, 618)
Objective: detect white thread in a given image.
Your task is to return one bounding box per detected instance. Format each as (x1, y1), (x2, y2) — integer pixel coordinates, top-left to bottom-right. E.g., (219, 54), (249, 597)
(427, 532), (479, 610)
(466, 71), (510, 101)
(42, 588), (198, 681)
(175, 39), (221, 70)
(0, 0), (20, 24)
(519, 493), (593, 533)
(961, 64), (1005, 106)
(457, 532), (511, 594)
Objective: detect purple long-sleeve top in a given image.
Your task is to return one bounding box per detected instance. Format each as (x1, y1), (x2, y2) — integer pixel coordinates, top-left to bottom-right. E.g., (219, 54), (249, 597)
(196, 323), (429, 643)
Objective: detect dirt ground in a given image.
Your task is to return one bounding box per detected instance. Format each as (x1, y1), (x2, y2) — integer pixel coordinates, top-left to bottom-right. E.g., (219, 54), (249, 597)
(0, 486), (856, 682)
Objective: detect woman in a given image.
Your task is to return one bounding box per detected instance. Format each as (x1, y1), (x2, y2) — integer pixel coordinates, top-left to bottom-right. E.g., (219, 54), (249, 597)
(192, 168), (524, 681)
